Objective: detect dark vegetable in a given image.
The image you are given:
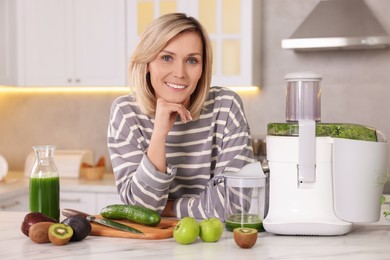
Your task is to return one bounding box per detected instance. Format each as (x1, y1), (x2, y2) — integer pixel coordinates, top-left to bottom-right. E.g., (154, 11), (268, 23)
(61, 215), (91, 241)
(21, 212), (57, 237)
(100, 204), (161, 226)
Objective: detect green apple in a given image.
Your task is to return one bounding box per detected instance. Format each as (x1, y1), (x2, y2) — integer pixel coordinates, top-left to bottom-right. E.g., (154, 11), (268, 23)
(199, 217), (224, 242)
(173, 217), (199, 245)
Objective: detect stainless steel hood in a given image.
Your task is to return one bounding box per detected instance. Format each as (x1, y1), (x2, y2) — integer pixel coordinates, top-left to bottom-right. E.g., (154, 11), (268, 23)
(282, 0), (390, 51)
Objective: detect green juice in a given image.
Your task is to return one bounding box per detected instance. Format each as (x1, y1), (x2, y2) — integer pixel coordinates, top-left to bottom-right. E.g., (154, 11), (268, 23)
(29, 176), (60, 221)
(225, 213), (264, 232)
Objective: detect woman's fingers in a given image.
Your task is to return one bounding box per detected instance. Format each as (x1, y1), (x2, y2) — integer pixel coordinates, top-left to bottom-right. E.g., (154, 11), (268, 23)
(174, 106), (192, 124)
(156, 99), (192, 124)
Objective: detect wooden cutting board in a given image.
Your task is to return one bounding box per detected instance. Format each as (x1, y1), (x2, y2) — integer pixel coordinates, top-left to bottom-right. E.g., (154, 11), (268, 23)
(89, 216), (179, 240)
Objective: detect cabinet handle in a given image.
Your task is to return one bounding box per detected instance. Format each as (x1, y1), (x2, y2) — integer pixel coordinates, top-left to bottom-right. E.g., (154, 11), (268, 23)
(61, 198), (82, 203)
(75, 78), (80, 83)
(68, 78), (73, 83)
(0, 201), (21, 210)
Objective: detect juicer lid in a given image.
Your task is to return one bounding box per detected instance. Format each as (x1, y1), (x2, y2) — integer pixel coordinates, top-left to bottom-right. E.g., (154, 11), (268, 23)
(224, 171), (266, 188)
(285, 71), (322, 81)
(223, 162), (267, 187)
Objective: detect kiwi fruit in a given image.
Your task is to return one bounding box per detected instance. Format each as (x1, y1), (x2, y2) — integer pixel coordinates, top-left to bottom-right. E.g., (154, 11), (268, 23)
(48, 223), (74, 246)
(233, 227), (258, 249)
(29, 222), (54, 244)
(61, 216), (91, 241)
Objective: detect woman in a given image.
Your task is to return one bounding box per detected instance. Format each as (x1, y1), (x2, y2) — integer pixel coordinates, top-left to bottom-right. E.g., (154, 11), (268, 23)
(107, 13), (256, 219)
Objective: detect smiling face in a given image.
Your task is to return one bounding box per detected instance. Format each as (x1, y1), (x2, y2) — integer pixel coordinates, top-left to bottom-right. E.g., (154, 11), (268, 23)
(148, 31), (203, 108)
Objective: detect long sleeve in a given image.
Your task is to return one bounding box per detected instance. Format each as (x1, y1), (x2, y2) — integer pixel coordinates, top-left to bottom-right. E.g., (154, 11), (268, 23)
(107, 96), (175, 213)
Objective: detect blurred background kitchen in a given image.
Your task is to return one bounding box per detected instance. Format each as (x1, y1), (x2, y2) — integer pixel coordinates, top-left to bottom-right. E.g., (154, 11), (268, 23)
(1, 0), (389, 191)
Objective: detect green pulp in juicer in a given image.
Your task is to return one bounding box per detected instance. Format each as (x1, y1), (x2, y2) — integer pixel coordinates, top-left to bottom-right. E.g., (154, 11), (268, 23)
(225, 214), (264, 232)
(267, 123), (377, 142)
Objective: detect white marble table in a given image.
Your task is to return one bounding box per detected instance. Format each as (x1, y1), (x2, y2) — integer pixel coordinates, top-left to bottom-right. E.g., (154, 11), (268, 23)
(1, 211), (390, 260)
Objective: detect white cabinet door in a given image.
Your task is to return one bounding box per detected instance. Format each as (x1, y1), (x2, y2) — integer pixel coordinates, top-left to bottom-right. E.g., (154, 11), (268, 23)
(96, 192), (123, 212)
(0, 0), (19, 85)
(61, 191), (122, 215)
(23, 0), (72, 86)
(22, 0), (126, 86)
(60, 191), (96, 214)
(0, 193), (29, 211)
(199, 0), (261, 87)
(73, 0), (126, 86)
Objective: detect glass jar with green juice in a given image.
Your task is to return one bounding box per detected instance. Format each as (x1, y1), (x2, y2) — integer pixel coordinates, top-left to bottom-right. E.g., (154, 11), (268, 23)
(206, 162), (268, 232)
(224, 167), (267, 232)
(29, 145), (60, 221)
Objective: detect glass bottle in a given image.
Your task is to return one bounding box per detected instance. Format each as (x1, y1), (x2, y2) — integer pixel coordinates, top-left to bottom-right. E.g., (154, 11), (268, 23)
(29, 145), (60, 221)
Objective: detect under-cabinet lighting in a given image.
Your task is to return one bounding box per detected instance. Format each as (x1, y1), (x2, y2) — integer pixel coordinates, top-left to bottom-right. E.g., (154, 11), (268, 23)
(225, 86), (260, 93)
(0, 85), (259, 94)
(0, 86), (130, 94)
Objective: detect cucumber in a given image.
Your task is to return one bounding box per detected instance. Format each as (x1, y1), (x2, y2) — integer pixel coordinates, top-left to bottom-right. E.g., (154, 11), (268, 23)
(100, 204), (161, 226)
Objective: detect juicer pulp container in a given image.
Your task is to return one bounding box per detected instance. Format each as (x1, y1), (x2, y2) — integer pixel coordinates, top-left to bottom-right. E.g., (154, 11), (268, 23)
(332, 137), (388, 222)
(263, 134), (388, 236)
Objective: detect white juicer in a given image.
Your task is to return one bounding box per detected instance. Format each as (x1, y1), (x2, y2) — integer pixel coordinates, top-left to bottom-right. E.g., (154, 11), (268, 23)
(262, 72), (388, 236)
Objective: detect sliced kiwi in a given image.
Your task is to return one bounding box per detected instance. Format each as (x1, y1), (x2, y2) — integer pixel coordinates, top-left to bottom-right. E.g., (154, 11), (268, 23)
(48, 223), (74, 246)
(233, 227), (258, 249)
(61, 216), (91, 241)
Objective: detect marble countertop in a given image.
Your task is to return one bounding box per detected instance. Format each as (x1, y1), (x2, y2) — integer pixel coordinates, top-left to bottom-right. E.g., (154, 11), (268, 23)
(0, 172), (117, 200)
(1, 211), (390, 260)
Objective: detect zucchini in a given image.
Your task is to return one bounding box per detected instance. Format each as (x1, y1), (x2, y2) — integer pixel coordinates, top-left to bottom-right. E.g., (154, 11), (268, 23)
(100, 204), (161, 226)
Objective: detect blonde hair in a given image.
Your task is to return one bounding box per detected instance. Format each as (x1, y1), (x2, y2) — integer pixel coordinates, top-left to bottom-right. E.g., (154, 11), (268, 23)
(129, 13), (213, 119)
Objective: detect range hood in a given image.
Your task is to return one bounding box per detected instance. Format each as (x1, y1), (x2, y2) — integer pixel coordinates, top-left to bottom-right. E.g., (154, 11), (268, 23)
(282, 0), (390, 51)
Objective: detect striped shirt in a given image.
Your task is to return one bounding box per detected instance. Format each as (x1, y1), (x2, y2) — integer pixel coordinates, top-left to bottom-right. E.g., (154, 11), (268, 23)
(107, 86), (256, 219)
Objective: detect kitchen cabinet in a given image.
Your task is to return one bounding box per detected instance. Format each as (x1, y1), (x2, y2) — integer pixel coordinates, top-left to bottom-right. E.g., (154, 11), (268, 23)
(0, 0), (126, 87)
(61, 191), (122, 214)
(126, 0), (261, 87)
(0, 172), (121, 214)
(0, 0), (19, 85)
(60, 191), (97, 214)
(0, 190), (121, 213)
(96, 193), (123, 212)
(0, 193), (29, 211)
(0, 190), (122, 214)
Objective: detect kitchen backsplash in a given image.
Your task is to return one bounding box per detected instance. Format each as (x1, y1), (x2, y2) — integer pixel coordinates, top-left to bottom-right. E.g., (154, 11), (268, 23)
(0, 91), (120, 172)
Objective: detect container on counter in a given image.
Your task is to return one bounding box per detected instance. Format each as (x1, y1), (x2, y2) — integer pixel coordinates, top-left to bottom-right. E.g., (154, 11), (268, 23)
(29, 145), (60, 221)
(206, 162), (268, 232)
